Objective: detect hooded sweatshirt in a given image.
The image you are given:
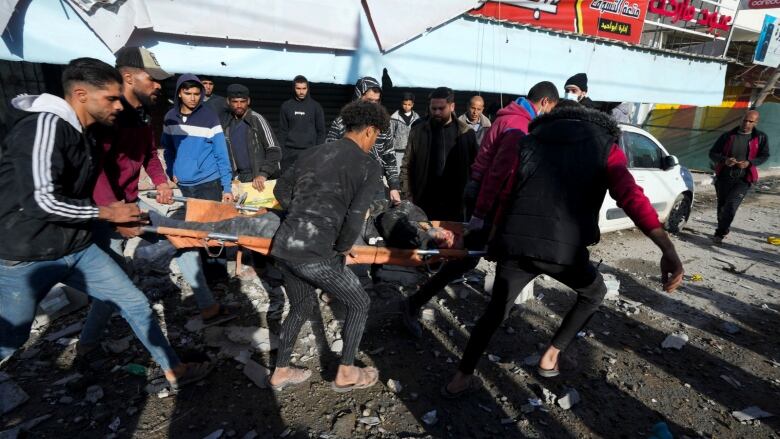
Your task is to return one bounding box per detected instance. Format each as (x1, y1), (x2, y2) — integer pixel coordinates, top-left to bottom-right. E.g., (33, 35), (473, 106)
(278, 93), (326, 150)
(0, 94), (101, 261)
(470, 97), (536, 182)
(161, 74), (232, 194)
(325, 77), (400, 191)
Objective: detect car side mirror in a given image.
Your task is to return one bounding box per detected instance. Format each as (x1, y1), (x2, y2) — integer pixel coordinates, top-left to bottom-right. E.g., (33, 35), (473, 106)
(662, 155), (679, 170)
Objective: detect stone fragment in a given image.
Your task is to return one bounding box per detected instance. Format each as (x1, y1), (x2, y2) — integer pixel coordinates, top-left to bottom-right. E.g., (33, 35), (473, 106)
(243, 359), (271, 389)
(422, 410), (438, 425)
(732, 406), (773, 422)
(84, 385), (104, 403)
(661, 333), (688, 350)
(557, 389), (581, 410)
(0, 380), (29, 415)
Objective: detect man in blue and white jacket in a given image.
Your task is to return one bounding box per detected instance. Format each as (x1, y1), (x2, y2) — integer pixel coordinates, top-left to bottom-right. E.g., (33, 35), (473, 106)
(162, 74), (233, 203)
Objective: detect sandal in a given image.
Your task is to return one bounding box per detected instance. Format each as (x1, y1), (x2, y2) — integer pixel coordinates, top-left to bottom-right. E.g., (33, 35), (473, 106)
(168, 361), (215, 391)
(536, 365), (560, 378)
(202, 305), (239, 327)
(331, 367), (379, 393)
(440, 375), (482, 399)
(267, 368), (312, 392)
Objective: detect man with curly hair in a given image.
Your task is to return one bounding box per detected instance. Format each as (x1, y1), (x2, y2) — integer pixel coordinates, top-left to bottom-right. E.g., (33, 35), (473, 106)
(267, 101), (389, 392)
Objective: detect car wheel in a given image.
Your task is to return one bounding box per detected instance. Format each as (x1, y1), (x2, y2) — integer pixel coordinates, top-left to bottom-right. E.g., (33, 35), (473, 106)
(664, 193), (691, 234)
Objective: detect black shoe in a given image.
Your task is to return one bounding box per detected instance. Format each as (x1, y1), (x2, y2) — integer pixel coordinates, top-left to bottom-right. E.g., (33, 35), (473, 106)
(400, 299), (422, 339)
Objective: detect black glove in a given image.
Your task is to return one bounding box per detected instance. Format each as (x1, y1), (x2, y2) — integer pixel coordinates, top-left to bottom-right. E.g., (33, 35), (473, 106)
(463, 179), (480, 208)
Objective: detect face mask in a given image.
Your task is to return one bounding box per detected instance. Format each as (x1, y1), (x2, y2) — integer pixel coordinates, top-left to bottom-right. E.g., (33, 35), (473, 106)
(564, 92), (579, 102)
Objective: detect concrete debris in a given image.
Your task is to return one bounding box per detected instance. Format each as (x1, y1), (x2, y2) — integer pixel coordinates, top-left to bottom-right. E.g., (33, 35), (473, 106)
(0, 379), (29, 415)
(484, 274), (495, 294)
(84, 385), (104, 403)
(105, 336), (132, 354)
(488, 354), (501, 362)
(240, 430), (258, 439)
(203, 429), (224, 439)
(541, 387), (557, 405)
(514, 280), (534, 304)
(185, 318), (205, 333)
(52, 373), (82, 386)
(331, 411), (356, 437)
(557, 388), (581, 410)
(243, 359), (271, 389)
(1, 414), (52, 438)
(108, 417), (121, 432)
(43, 322), (83, 342)
(33, 285), (89, 330)
(421, 308), (435, 322)
(387, 379), (402, 393)
(331, 339), (344, 353)
(523, 354), (541, 366)
(422, 410), (438, 425)
(603, 274), (620, 301)
(719, 321), (741, 335)
(225, 326), (279, 352)
(720, 375), (742, 389)
(358, 416), (380, 426)
(731, 406), (773, 422)
(661, 332), (689, 350)
(233, 350), (251, 365)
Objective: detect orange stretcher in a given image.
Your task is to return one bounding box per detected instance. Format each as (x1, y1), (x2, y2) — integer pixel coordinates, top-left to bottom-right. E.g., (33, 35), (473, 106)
(141, 196), (485, 267)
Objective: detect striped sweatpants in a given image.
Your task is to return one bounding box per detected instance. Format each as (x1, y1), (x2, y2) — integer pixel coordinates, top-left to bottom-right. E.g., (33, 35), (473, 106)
(275, 255), (370, 367)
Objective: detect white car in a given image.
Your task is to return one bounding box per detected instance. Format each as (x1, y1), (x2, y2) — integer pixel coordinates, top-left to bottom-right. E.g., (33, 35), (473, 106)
(598, 124), (694, 234)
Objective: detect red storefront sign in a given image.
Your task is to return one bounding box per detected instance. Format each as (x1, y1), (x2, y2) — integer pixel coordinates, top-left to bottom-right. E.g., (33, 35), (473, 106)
(646, 0), (733, 35)
(468, 0), (651, 45)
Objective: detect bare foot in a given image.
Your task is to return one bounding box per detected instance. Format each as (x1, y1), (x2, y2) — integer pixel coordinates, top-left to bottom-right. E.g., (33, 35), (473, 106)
(445, 371), (472, 394)
(539, 345), (561, 371)
(270, 367), (310, 387)
(334, 365), (377, 387)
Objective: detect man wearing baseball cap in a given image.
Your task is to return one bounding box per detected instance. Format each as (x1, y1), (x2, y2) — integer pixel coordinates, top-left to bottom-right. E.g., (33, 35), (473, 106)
(80, 47), (237, 358)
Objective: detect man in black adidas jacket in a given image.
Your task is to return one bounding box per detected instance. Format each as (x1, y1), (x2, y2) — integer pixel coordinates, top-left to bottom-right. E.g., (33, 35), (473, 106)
(0, 58), (211, 389)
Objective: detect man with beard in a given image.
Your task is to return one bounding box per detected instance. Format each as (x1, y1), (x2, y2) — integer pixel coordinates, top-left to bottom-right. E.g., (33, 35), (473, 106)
(220, 83), (281, 190)
(80, 48), (236, 354)
(0, 58), (213, 388)
(400, 87), (478, 221)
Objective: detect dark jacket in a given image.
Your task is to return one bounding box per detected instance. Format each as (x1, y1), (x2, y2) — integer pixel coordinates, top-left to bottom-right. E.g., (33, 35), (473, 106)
(491, 105), (621, 265)
(204, 93), (228, 116)
(400, 115), (478, 215)
(709, 126), (770, 183)
(278, 95), (326, 150)
(271, 138), (379, 263)
(220, 109), (282, 180)
(326, 77), (400, 191)
(0, 94), (101, 261)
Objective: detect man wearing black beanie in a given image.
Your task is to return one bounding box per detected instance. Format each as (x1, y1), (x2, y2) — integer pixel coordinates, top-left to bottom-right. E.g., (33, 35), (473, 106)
(564, 73), (595, 108)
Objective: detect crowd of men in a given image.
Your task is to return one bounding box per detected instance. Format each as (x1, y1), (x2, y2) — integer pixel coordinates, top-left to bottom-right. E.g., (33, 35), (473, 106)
(0, 44), (769, 398)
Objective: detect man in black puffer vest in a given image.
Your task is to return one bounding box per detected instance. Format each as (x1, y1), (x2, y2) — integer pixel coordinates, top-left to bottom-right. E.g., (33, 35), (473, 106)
(441, 102), (685, 397)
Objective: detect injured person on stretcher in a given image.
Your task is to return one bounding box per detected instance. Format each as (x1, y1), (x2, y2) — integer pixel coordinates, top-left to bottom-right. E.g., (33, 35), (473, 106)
(146, 200), (459, 250)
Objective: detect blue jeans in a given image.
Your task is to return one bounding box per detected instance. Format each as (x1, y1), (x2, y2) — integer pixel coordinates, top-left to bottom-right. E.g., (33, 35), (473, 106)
(0, 244), (180, 370)
(81, 201), (217, 346)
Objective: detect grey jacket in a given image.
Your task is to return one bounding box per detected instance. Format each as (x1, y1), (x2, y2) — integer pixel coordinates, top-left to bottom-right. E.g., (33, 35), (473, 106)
(390, 110), (421, 153)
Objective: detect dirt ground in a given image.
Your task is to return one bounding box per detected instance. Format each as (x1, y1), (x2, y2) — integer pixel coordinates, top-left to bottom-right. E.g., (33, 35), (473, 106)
(1, 177), (779, 439)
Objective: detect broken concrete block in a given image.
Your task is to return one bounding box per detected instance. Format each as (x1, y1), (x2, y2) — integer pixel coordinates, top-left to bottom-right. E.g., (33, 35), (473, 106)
(541, 387), (557, 405)
(661, 332), (689, 350)
(358, 416), (380, 426)
(52, 373), (82, 386)
(514, 279), (534, 305)
(243, 359), (270, 389)
(331, 339), (344, 353)
(422, 410), (438, 425)
(84, 385), (104, 403)
(557, 389), (581, 410)
(387, 379), (402, 393)
(732, 406), (773, 422)
(421, 308), (435, 322)
(33, 285), (89, 330)
(44, 322), (83, 342)
(0, 379), (29, 415)
(602, 274), (620, 301)
(203, 429), (224, 439)
(224, 326), (279, 352)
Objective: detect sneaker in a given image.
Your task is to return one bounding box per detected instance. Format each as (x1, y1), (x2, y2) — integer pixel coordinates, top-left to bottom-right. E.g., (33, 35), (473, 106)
(400, 299), (422, 339)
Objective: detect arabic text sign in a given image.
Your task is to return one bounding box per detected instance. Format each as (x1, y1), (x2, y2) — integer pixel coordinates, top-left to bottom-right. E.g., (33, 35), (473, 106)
(646, 0), (733, 36)
(754, 15), (780, 67)
(748, 0), (780, 10)
(469, 0), (650, 45)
